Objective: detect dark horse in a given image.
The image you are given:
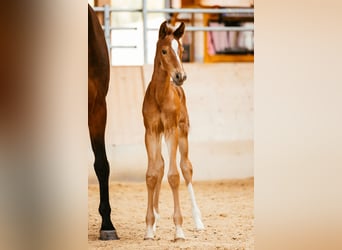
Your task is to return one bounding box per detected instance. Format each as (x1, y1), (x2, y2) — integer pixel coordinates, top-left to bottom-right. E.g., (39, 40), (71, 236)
(88, 4), (119, 240)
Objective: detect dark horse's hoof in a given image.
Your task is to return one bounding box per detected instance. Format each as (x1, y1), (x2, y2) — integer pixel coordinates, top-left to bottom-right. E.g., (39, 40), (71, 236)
(100, 230), (120, 240)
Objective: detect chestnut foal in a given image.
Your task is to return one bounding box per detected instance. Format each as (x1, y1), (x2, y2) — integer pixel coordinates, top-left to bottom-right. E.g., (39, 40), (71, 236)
(142, 21), (204, 240)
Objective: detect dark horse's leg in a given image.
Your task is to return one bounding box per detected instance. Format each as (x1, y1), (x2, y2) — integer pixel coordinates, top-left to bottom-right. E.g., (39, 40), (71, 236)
(88, 93), (119, 240)
(89, 96), (118, 240)
(88, 4), (119, 240)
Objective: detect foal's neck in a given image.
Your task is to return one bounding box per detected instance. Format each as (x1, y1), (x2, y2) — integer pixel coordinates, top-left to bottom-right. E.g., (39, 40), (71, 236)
(150, 55), (172, 105)
(151, 57), (170, 86)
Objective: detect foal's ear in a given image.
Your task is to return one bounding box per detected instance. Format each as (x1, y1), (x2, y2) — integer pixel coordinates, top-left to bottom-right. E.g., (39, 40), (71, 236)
(159, 21), (171, 39)
(173, 22), (185, 39)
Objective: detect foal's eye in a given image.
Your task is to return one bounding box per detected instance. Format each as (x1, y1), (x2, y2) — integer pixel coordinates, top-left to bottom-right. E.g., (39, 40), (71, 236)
(162, 49), (167, 55)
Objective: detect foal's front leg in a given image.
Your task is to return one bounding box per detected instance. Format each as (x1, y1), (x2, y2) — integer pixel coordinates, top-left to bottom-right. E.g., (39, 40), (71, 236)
(144, 131), (162, 240)
(165, 128), (185, 240)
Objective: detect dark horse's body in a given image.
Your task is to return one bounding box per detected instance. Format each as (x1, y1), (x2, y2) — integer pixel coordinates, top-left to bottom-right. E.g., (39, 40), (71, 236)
(88, 4), (119, 240)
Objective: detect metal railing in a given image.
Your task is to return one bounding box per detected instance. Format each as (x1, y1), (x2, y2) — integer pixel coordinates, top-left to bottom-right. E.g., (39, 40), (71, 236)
(93, 1), (254, 64)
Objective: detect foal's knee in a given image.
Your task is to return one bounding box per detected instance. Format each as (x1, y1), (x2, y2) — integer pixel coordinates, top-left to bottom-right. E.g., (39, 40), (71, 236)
(146, 170), (158, 189)
(168, 171), (180, 188)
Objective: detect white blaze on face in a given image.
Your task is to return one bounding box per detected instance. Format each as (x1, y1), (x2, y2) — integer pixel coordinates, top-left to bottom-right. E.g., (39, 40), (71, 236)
(171, 39), (182, 65)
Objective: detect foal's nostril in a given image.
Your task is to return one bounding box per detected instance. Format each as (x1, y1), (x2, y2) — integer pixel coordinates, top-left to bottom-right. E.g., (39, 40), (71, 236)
(183, 74), (187, 81)
(175, 73), (181, 80)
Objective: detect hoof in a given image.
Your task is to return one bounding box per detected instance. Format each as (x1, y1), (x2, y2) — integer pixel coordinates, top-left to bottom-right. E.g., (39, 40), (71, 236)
(99, 230), (120, 240)
(174, 237), (185, 242)
(193, 208), (205, 230)
(195, 221), (205, 230)
(144, 225), (154, 240)
(175, 226), (185, 240)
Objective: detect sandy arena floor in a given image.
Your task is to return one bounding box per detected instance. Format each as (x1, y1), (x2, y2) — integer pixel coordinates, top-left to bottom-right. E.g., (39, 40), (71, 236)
(88, 178), (254, 249)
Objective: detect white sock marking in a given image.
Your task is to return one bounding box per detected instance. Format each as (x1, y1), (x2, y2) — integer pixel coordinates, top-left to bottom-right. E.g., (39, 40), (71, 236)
(175, 225), (185, 239)
(144, 225), (154, 240)
(188, 183), (205, 230)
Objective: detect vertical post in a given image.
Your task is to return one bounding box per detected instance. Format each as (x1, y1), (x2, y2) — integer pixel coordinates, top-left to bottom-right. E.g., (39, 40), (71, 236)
(142, 0), (148, 64)
(104, 5), (111, 53)
(94, 0), (111, 25)
(164, 0), (171, 20)
(95, 0), (111, 64)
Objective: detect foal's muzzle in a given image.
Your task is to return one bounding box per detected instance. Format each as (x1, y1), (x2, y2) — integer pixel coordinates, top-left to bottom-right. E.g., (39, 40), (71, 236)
(172, 72), (187, 86)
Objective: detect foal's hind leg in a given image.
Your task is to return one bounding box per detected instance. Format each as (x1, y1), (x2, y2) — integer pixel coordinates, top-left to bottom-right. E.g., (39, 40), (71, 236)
(89, 97), (119, 240)
(153, 151), (164, 233)
(178, 126), (205, 230)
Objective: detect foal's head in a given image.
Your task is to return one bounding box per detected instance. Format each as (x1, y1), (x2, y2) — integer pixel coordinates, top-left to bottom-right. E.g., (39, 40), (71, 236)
(156, 21), (186, 86)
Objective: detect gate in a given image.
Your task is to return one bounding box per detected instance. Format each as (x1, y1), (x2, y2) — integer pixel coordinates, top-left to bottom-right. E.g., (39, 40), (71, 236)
(93, 0), (254, 64)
